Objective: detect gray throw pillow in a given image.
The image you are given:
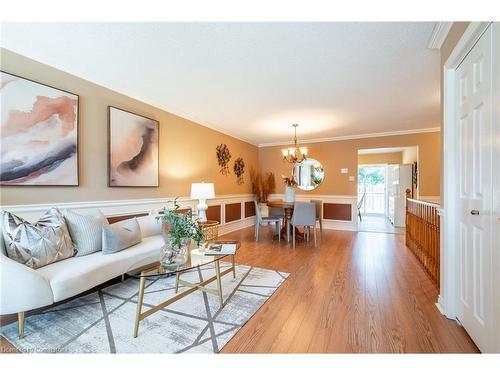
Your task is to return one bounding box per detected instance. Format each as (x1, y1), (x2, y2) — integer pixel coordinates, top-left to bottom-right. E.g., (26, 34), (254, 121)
(102, 218), (142, 254)
(1, 208), (75, 269)
(63, 209), (108, 256)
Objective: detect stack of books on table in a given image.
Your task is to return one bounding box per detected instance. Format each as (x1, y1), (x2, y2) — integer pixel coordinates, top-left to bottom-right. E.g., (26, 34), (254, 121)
(204, 241), (238, 256)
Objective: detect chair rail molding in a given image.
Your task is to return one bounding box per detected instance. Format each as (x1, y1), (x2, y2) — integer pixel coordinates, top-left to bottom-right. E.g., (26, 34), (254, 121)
(0, 194), (256, 236)
(441, 21), (492, 319)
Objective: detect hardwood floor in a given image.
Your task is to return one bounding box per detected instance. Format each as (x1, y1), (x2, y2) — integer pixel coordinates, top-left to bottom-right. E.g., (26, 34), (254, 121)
(0, 226), (478, 354)
(220, 226), (478, 353)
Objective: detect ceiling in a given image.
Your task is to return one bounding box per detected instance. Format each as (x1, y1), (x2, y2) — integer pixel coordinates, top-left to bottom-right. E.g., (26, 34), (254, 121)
(0, 22), (440, 146)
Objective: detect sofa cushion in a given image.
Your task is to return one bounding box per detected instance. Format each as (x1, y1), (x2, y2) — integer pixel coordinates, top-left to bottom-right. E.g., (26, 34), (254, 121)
(102, 218), (142, 254)
(136, 214), (162, 238)
(1, 208), (75, 269)
(36, 235), (164, 302)
(64, 209), (108, 257)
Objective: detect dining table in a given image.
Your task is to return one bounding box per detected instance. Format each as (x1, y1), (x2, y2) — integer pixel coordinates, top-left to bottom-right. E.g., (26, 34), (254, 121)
(266, 200), (304, 242)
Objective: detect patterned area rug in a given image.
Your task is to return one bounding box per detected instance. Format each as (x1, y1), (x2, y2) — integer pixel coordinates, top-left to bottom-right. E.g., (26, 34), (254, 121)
(1, 263), (288, 353)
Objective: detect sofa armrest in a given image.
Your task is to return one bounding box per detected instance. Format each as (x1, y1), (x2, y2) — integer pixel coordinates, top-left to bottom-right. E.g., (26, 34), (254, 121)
(0, 253), (54, 315)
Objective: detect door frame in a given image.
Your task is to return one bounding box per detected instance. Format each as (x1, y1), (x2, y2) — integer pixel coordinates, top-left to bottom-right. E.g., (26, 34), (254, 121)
(440, 22), (492, 319)
(357, 163), (388, 216)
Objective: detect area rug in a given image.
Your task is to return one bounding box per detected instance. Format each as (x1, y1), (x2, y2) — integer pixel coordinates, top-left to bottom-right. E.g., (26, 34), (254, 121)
(1, 263), (288, 353)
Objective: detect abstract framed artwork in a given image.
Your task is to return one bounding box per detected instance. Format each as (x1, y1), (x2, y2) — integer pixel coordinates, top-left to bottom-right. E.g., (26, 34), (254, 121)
(108, 106), (159, 187)
(0, 71), (79, 186)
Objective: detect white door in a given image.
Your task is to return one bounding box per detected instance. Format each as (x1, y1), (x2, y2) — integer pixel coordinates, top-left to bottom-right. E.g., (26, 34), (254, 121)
(456, 24), (495, 352)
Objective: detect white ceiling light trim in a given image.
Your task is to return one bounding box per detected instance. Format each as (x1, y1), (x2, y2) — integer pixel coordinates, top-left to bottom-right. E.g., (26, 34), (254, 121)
(258, 127), (440, 147)
(427, 22), (453, 49)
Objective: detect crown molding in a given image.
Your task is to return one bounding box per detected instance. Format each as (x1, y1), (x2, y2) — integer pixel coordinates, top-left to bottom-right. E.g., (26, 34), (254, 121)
(427, 22), (453, 49)
(258, 127), (441, 148)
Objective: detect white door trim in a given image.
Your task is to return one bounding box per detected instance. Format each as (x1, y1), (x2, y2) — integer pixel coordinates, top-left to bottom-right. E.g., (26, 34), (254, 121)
(440, 22), (492, 319)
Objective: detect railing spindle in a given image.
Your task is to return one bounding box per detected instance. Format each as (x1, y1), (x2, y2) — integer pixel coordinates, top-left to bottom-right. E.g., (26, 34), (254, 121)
(405, 197), (440, 288)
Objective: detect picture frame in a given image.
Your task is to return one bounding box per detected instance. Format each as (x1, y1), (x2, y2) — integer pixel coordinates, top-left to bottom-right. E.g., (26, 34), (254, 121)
(107, 106), (159, 187)
(0, 71), (80, 186)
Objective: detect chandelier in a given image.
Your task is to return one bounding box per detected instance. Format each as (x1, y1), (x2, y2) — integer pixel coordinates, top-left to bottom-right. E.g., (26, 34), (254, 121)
(281, 124), (308, 164)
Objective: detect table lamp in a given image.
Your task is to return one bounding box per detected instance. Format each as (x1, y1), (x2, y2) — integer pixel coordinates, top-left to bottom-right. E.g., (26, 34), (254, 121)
(190, 182), (215, 222)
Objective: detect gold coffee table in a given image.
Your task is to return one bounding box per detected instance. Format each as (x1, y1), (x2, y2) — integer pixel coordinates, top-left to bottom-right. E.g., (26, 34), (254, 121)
(126, 241), (239, 338)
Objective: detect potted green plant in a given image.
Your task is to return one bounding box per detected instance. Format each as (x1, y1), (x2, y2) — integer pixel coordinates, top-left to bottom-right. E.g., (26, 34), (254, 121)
(157, 198), (205, 266)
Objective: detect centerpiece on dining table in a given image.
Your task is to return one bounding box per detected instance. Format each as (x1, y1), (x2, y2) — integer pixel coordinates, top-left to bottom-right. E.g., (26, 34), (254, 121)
(282, 174), (298, 203)
(157, 199), (205, 266)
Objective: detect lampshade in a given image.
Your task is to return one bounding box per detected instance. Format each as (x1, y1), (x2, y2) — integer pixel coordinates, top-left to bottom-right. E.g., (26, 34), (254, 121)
(190, 183), (215, 199)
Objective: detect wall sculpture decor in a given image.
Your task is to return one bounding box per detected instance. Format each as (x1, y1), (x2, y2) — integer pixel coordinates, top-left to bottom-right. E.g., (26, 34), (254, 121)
(216, 143), (231, 175)
(0, 71), (79, 186)
(233, 157), (245, 185)
(108, 106), (159, 187)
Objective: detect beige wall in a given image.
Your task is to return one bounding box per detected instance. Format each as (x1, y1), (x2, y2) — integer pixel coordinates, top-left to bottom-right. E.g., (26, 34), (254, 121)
(258, 131), (441, 197)
(358, 152), (402, 165)
(0, 49), (258, 205)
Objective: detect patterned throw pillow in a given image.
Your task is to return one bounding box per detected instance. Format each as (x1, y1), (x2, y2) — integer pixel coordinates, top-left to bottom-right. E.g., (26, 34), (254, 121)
(63, 209), (108, 256)
(1, 208), (75, 269)
(102, 218), (142, 254)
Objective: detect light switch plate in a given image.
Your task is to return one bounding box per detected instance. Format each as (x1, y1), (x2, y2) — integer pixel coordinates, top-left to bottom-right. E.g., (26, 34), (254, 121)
(341, 168), (348, 174)
(349, 176), (355, 181)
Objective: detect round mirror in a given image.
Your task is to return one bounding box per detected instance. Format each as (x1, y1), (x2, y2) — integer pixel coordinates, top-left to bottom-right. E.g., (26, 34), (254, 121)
(293, 158), (325, 191)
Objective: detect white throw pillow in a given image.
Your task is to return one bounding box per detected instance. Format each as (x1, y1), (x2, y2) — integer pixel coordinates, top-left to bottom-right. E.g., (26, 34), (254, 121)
(136, 214), (162, 238)
(102, 218), (142, 254)
(63, 209), (108, 256)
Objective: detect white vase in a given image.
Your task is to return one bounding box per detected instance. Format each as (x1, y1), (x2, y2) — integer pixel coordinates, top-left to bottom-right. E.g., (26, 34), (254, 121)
(284, 187), (296, 202)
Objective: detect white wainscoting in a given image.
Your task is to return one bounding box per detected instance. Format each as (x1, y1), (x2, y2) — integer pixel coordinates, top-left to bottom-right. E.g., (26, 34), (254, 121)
(0, 194), (256, 236)
(267, 193), (358, 231)
(1, 193), (359, 233)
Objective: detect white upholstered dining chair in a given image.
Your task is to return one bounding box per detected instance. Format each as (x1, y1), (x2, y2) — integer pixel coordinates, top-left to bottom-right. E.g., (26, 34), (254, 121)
(254, 201), (282, 242)
(288, 202), (317, 248)
(310, 199), (323, 238)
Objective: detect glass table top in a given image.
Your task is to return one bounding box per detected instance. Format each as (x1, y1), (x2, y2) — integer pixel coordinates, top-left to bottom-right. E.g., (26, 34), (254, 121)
(126, 241), (239, 279)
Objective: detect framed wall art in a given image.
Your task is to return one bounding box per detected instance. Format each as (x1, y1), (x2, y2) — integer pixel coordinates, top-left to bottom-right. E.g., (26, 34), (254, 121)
(108, 106), (159, 187)
(0, 71), (79, 186)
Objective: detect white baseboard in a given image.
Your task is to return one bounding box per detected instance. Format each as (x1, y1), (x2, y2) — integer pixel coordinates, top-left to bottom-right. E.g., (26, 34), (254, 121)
(322, 220), (358, 231)
(219, 217), (255, 236)
(436, 295), (446, 315)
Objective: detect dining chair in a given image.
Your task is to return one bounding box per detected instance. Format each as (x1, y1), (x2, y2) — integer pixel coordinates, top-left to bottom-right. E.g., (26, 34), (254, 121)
(289, 202), (317, 248)
(254, 201), (281, 242)
(357, 192), (366, 221)
(268, 206), (285, 220)
(310, 199), (323, 238)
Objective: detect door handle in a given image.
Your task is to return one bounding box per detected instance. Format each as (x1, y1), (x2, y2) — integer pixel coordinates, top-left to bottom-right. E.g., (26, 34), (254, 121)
(470, 210), (480, 215)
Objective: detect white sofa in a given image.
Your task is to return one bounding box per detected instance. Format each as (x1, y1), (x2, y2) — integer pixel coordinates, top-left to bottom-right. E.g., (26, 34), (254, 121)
(0, 214), (164, 338)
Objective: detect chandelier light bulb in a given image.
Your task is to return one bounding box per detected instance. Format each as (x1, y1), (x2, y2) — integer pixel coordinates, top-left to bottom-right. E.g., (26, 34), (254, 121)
(281, 124), (309, 164)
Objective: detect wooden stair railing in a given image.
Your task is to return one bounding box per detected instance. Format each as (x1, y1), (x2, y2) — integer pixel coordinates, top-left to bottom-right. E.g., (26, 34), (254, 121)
(405, 194), (441, 288)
